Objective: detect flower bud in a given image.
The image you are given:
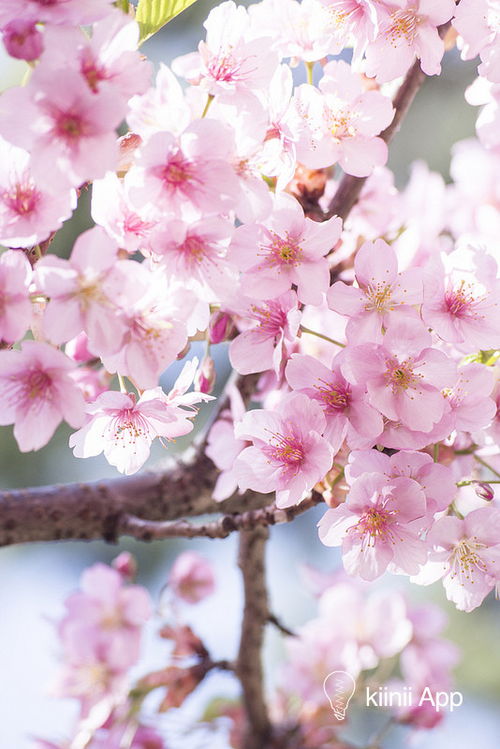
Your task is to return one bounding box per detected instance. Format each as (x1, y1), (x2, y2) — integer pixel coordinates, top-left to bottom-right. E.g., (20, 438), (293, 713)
(474, 482), (495, 501)
(65, 332), (94, 363)
(195, 355), (216, 394)
(208, 311), (234, 344)
(112, 551), (137, 580)
(169, 551), (215, 604)
(2, 20), (43, 61)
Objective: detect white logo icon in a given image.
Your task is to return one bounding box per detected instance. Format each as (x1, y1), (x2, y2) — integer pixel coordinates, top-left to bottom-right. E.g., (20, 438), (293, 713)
(323, 670), (356, 721)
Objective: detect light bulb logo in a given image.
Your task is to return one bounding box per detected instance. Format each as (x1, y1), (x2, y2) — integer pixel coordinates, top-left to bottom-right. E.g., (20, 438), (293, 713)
(323, 670), (356, 721)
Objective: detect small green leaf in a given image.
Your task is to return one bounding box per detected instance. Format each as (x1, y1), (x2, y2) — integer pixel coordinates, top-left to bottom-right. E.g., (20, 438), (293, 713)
(136, 0), (200, 43)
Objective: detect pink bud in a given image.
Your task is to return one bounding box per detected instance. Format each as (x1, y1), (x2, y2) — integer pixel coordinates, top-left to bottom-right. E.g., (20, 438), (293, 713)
(195, 355), (216, 394)
(65, 332), (94, 363)
(209, 311), (234, 344)
(169, 551), (215, 604)
(2, 20), (43, 61)
(112, 551), (137, 580)
(117, 132), (142, 173)
(475, 482), (495, 501)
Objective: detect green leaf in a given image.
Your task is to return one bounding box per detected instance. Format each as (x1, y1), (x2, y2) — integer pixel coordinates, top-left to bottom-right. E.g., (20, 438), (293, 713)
(136, 0), (200, 44)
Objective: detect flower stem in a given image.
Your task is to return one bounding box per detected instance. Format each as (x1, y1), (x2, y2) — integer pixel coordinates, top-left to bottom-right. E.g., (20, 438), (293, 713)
(201, 94), (214, 118)
(433, 443), (440, 463)
(300, 325), (345, 348)
(117, 373), (127, 393)
(474, 455), (500, 479)
(305, 61), (314, 85)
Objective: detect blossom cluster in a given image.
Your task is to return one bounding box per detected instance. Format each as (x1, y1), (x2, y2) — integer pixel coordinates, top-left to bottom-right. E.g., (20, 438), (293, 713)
(0, 0), (499, 609)
(38, 554), (460, 748)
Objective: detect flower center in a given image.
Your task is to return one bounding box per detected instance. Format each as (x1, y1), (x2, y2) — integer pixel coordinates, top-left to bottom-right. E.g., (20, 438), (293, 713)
(314, 378), (351, 412)
(3, 181), (40, 216)
(208, 52), (242, 82)
(180, 235), (206, 264)
(23, 369), (51, 399)
(56, 113), (84, 141)
(328, 110), (356, 140)
(251, 302), (288, 337)
(444, 280), (482, 319)
(161, 156), (193, 187)
(260, 231), (303, 269)
(364, 282), (394, 313)
(265, 431), (305, 471)
(387, 10), (419, 45)
(384, 357), (421, 392)
(451, 538), (488, 583)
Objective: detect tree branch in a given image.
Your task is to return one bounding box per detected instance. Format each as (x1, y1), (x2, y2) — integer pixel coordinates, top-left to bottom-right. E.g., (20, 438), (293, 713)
(237, 527), (272, 749)
(118, 492), (324, 541)
(326, 21), (452, 222)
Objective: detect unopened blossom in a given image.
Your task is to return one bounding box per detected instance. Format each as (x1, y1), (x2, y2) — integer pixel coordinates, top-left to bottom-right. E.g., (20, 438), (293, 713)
(0, 67), (121, 187)
(128, 119), (238, 216)
(416, 508), (500, 611)
(229, 290), (301, 375)
(206, 384), (248, 501)
(235, 392), (334, 507)
(421, 246), (500, 350)
(342, 317), (456, 433)
(454, 0), (500, 83)
(293, 60), (394, 176)
(346, 448), (456, 514)
(2, 19), (43, 61)
(172, 0), (279, 98)
(0, 340), (85, 451)
(285, 352), (383, 452)
(70, 385), (199, 475)
(364, 0), (456, 83)
(0, 136), (76, 247)
(328, 238), (423, 343)
(319, 473), (428, 580)
(229, 193), (342, 304)
(0, 249), (32, 344)
(35, 226), (127, 354)
(169, 551), (216, 604)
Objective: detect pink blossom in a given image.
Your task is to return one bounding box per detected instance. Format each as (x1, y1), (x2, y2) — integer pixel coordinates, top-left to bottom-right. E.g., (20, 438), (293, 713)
(258, 65), (297, 191)
(100, 268), (189, 389)
(364, 0), (456, 83)
(35, 226), (127, 354)
(454, 0), (500, 83)
(0, 249), (32, 343)
(0, 136), (76, 247)
(0, 0), (114, 26)
(234, 392), (334, 507)
(172, 1), (279, 99)
(444, 363), (496, 434)
(341, 317), (456, 432)
(169, 551), (215, 604)
(70, 386), (198, 475)
(91, 172), (157, 253)
(421, 246), (500, 350)
(128, 119), (238, 215)
(2, 19), (43, 60)
(42, 11), (152, 103)
(229, 193), (342, 304)
(327, 238), (423, 343)
(285, 352), (383, 451)
(466, 77), (500, 152)
(346, 448), (456, 514)
(206, 384), (248, 501)
(318, 473), (428, 580)
(127, 64), (192, 142)
(0, 340), (85, 451)
(229, 290), (301, 375)
(418, 508), (500, 611)
(319, 0), (380, 61)
(293, 61), (394, 176)
(147, 214), (234, 301)
(0, 68), (121, 187)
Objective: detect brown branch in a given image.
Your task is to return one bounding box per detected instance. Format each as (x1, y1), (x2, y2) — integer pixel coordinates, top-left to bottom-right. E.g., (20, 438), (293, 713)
(237, 527), (272, 749)
(326, 21), (453, 222)
(118, 492), (324, 541)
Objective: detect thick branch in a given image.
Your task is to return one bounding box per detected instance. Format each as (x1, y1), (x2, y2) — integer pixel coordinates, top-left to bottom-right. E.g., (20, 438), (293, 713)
(237, 527), (272, 749)
(118, 492), (324, 541)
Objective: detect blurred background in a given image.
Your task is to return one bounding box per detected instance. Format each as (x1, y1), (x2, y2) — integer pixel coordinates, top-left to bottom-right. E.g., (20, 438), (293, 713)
(1, 2), (499, 747)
